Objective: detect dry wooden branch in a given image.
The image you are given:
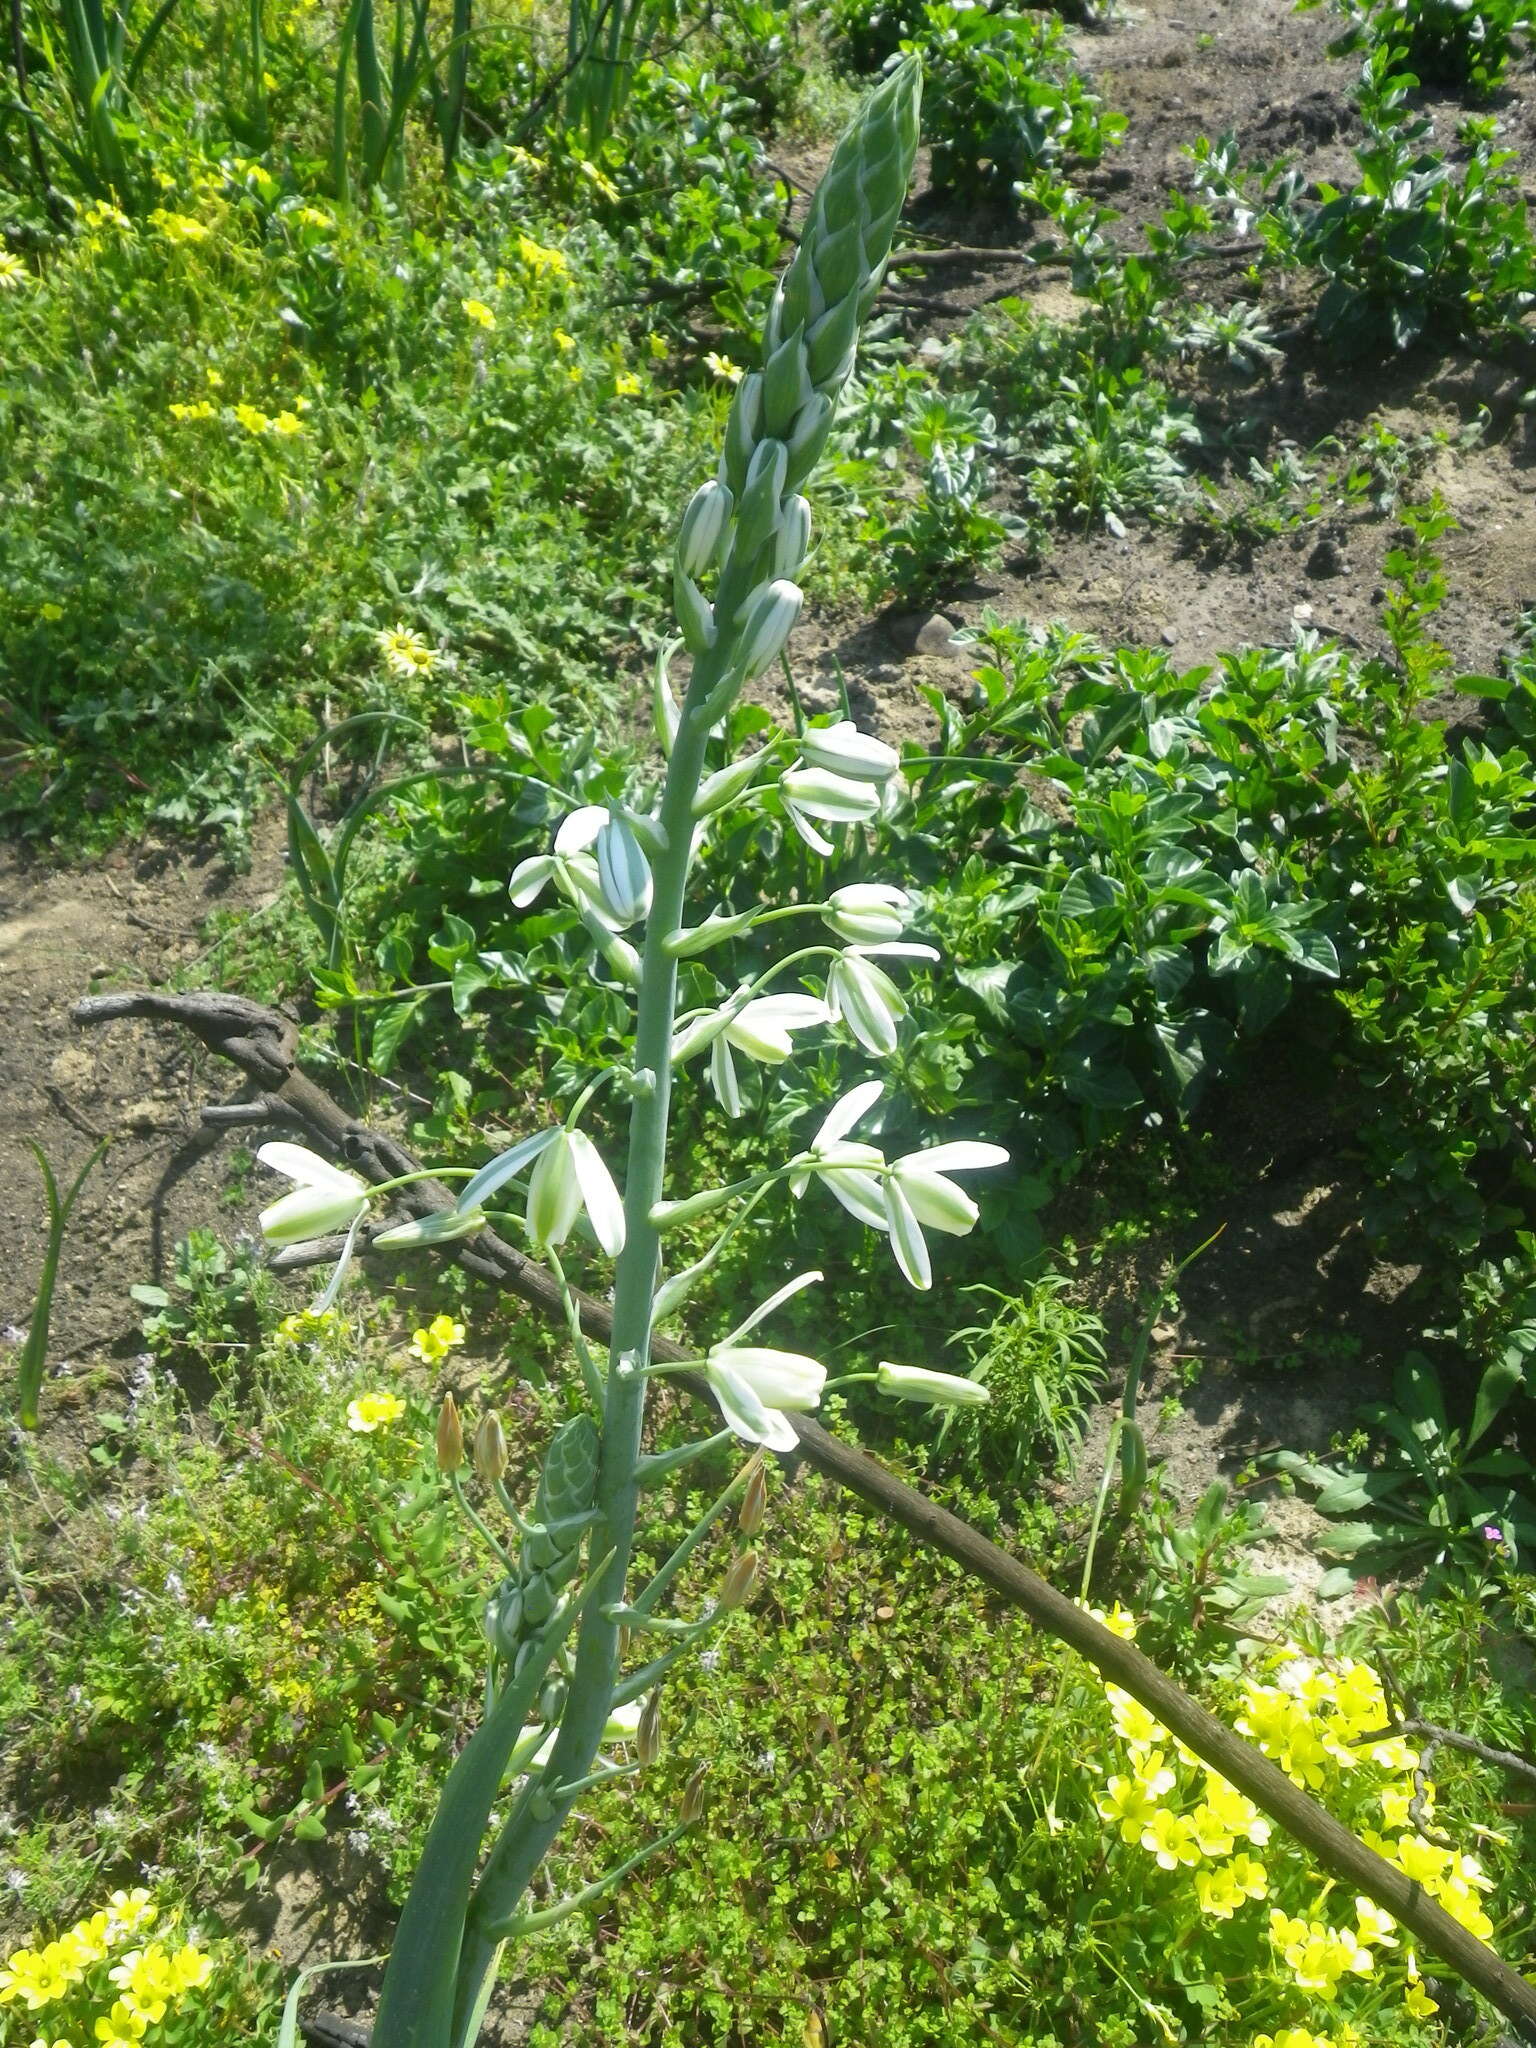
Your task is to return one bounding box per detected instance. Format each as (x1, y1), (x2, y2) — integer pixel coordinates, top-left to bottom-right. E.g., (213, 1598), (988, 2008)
(71, 988), (1536, 2043)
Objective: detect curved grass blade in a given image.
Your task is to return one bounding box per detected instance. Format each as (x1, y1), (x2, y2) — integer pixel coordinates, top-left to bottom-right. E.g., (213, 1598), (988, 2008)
(17, 1137), (110, 1429)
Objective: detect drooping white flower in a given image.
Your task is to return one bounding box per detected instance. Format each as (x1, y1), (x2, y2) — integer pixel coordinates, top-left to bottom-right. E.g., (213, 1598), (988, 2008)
(723, 993), (829, 1064)
(877, 1361), (991, 1407)
(822, 883), (911, 944)
(787, 1080), (890, 1229)
(704, 1271), (827, 1452)
(256, 1142), (370, 1244)
(827, 952), (908, 1056)
(799, 719), (899, 785)
(525, 1129), (626, 1257)
(780, 766), (882, 856)
(882, 1141), (1010, 1291)
(508, 806), (620, 927)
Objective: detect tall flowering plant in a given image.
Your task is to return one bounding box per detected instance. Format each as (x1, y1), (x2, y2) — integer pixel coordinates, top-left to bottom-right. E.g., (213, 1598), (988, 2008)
(252, 57), (1010, 2048)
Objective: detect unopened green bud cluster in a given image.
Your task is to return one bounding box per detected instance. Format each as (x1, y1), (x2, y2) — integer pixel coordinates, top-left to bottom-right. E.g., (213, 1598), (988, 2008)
(670, 57), (921, 702)
(484, 1414), (600, 1674)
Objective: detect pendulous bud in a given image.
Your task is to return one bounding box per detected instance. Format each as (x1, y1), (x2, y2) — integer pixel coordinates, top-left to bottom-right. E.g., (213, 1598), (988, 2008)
(719, 1548), (760, 1612)
(676, 479), (733, 579)
(473, 1409), (508, 1483)
(436, 1392), (465, 1474)
(737, 579), (803, 680)
(637, 1688), (663, 1767)
(679, 1764), (709, 1826)
(739, 1457), (768, 1537)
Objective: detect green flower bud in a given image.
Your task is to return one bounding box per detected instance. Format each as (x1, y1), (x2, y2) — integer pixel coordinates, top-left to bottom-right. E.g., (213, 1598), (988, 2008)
(473, 1410), (508, 1482)
(676, 479), (733, 578)
(673, 564), (716, 656)
(876, 1360), (990, 1408)
(738, 579), (802, 678)
(436, 1392), (465, 1473)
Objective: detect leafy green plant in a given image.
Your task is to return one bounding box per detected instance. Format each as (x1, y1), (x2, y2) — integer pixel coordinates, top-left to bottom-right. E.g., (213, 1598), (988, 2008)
(905, 2), (1124, 205)
(1271, 1352), (1536, 1578)
(1321, 0), (1536, 95)
(1136, 1479), (1290, 1674)
(860, 387), (1029, 598)
(1191, 49), (1536, 355)
(945, 1273), (1106, 1475)
(129, 1228), (265, 1360)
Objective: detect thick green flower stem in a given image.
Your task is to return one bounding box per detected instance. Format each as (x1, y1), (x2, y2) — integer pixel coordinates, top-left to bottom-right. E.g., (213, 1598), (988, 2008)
(444, 681), (722, 2048)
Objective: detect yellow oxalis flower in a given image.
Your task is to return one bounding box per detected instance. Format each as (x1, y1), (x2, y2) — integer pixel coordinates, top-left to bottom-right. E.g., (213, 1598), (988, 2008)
(170, 1942), (213, 1991)
(105, 1892), (155, 1940)
(462, 297), (496, 329)
(1096, 1761), (1170, 1845)
(94, 2000), (147, 2047)
(515, 234), (568, 279)
(347, 1390), (406, 1433)
(410, 1314), (466, 1364)
(1268, 1910), (1373, 1998)
(1140, 1807), (1202, 1869)
(148, 208), (210, 242)
(169, 400), (216, 421)
(1104, 1684), (1164, 1753)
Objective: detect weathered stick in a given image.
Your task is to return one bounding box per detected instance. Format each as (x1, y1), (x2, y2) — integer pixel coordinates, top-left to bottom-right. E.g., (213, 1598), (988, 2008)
(71, 989), (1536, 2040)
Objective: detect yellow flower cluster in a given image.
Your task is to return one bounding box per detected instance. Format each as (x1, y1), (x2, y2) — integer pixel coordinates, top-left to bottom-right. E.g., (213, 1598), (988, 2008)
(147, 209), (211, 243)
(1091, 1625), (1499, 2029)
(1236, 1652), (1416, 1790)
(347, 1390), (406, 1433)
(409, 1313), (466, 1364)
(0, 1891), (212, 2045)
(1267, 1910), (1375, 1998)
(515, 234), (569, 280)
(233, 400), (306, 437)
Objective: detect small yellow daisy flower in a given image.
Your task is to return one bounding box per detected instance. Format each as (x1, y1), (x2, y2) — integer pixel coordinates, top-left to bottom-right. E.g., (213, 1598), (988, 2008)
(0, 252), (27, 289)
(704, 350), (743, 385)
(376, 624), (435, 677)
